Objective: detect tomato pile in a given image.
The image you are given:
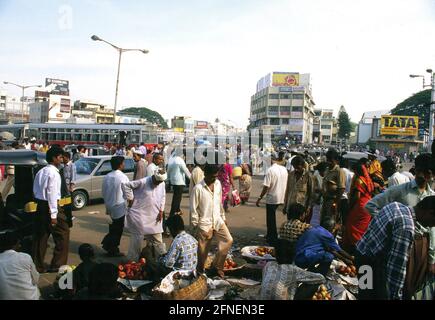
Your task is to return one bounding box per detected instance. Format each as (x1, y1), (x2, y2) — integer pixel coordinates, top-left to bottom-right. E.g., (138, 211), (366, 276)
(118, 258), (147, 280)
(223, 258), (238, 270)
(336, 264), (357, 277)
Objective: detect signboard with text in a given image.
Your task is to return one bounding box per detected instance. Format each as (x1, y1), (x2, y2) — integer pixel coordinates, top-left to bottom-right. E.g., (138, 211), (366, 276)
(380, 115), (419, 136)
(45, 78), (69, 96)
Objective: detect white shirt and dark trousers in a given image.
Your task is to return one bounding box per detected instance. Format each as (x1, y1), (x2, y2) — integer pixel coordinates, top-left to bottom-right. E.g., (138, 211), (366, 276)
(32, 164), (70, 273)
(101, 170), (129, 255)
(263, 163), (288, 245)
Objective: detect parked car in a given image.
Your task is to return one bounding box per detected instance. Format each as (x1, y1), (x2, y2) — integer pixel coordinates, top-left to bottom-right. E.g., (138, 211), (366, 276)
(72, 156), (135, 210)
(342, 151), (386, 168)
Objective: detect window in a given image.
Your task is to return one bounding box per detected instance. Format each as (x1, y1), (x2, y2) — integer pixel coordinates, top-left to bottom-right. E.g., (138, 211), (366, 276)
(269, 94), (279, 99)
(280, 94), (290, 99)
(95, 161), (113, 176)
(321, 125), (332, 129)
(123, 159), (135, 173)
(280, 106), (290, 114)
(270, 118), (280, 125)
(282, 119), (289, 124)
(268, 106), (279, 112)
(292, 107), (303, 112)
(292, 94), (304, 99)
(75, 158), (100, 175)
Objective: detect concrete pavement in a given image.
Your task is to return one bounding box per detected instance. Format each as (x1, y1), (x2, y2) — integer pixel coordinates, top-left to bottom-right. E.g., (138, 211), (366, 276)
(38, 176), (286, 298)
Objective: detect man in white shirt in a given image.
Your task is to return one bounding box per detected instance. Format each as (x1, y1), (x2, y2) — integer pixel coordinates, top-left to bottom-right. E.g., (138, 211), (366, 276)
(32, 146), (69, 273)
(191, 164), (233, 278)
(381, 158), (411, 188)
(23, 138), (31, 150)
(101, 156), (130, 257)
(122, 170), (167, 262)
(139, 142), (148, 157)
(146, 152), (165, 177)
(0, 232), (40, 300)
(256, 153), (288, 245)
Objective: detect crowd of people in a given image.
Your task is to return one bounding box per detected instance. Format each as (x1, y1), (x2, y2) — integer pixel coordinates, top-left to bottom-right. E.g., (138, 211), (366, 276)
(0, 137), (434, 300)
(255, 145), (435, 300)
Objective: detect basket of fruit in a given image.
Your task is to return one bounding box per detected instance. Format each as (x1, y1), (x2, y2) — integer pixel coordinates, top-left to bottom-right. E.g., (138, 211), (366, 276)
(118, 258), (148, 280)
(312, 284), (332, 300)
(241, 246), (276, 261)
(205, 254), (246, 271)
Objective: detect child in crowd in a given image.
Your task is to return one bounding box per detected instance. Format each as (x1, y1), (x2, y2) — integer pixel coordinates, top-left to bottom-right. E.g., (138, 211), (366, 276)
(73, 244), (97, 293)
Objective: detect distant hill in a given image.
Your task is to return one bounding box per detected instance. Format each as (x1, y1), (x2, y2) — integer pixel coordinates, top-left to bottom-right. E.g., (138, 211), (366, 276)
(118, 107), (168, 129)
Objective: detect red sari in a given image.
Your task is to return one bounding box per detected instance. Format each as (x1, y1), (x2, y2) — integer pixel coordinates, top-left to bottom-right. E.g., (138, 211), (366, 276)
(343, 167), (374, 251)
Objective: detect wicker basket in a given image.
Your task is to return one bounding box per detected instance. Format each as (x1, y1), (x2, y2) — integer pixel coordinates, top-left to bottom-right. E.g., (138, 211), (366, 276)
(152, 274), (209, 300)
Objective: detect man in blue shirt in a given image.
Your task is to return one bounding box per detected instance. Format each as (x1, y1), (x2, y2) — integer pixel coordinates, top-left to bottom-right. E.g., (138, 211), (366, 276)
(160, 215), (198, 272)
(295, 218), (354, 276)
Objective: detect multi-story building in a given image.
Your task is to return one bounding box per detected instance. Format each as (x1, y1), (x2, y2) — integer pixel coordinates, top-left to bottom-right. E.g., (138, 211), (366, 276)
(0, 89), (33, 123)
(73, 100), (114, 124)
(29, 94), (71, 123)
(171, 116), (194, 134)
(312, 108), (338, 145)
(249, 72), (315, 144)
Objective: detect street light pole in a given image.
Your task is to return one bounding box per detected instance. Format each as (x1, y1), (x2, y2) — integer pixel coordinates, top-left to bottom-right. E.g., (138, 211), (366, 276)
(91, 35), (149, 122)
(410, 70), (434, 150)
(114, 49), (122, 116)
(428, 70), (435, 151)
(3, 81), (42, 122)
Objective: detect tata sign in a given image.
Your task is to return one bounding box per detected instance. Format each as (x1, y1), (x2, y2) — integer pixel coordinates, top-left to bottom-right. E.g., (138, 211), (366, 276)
(380, 115), (419, 136)
(45, 78), (69, 96)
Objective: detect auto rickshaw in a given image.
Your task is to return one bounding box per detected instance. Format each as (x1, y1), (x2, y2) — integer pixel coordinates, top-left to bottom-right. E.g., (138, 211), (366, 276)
(0, 150), (48, 254)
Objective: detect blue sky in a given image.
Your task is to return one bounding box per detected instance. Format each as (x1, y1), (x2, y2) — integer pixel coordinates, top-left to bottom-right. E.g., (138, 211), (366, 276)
(1, 0), (434, 127)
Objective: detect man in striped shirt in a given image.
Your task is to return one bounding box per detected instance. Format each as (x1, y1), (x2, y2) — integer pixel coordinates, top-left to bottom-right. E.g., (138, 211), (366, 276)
(356, 196), (435, 300)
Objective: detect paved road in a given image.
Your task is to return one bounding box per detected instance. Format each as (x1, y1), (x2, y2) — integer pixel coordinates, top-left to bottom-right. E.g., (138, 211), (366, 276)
(38, 161), (416, 297)
(38, 176), (285, 297)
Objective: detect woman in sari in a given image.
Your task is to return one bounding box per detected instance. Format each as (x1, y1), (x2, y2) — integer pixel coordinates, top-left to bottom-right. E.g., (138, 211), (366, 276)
(239, 164), (252, 204)
(218, 157), (236, 213)
(343, 158), (374, 253)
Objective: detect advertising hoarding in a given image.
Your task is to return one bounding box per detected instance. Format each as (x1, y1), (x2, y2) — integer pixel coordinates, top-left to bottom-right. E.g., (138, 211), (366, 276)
(272, 72), (300, 87)
(48, 95), (71, 120)
(45, 78), (70, 96)
(195, 121), (208, 129)
(380, 115), (418, 136)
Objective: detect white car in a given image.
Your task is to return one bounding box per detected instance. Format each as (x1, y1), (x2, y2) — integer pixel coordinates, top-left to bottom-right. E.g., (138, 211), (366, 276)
(72, 156), (135, 210)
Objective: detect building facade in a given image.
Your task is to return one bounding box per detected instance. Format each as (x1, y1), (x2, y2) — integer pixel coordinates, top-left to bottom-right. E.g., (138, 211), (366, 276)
(0, 89), (33, 123)
(356, 110), (390, 145)
(249, 72), (315, 144)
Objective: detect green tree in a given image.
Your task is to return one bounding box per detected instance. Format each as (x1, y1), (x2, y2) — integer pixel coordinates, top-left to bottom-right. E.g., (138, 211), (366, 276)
(118, 107), (168, 128)
(338, 111), (352, 140)
(390, 89), (431, 135)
